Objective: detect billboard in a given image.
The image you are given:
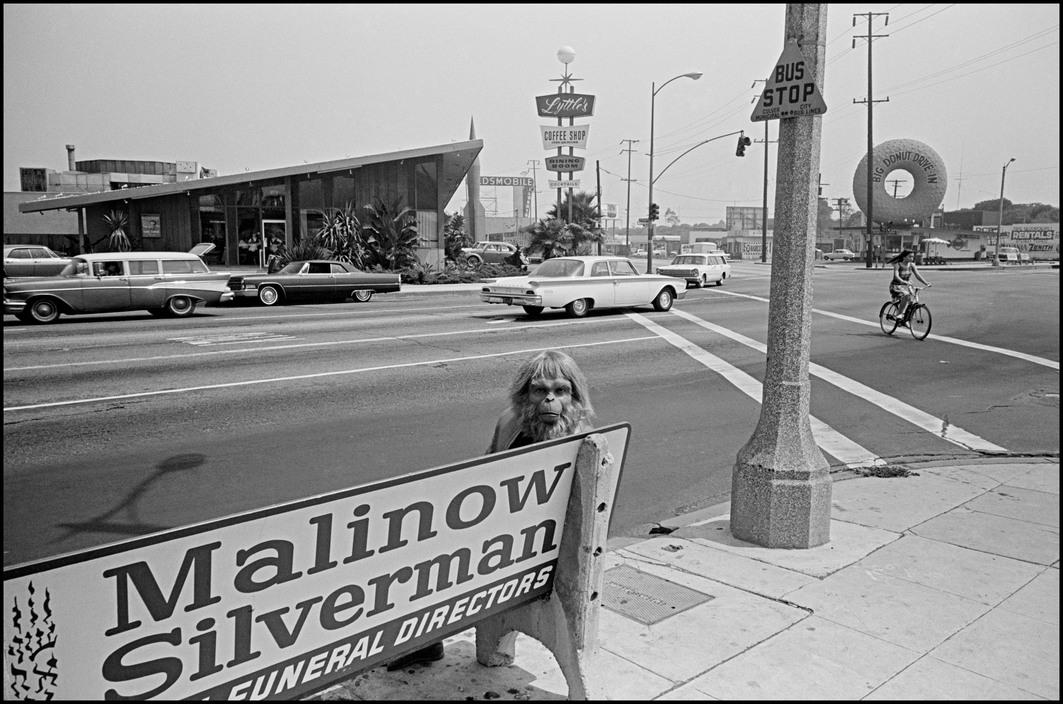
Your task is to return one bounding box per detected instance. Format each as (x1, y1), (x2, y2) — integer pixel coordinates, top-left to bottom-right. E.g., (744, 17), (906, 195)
(3, 426), (630, 700)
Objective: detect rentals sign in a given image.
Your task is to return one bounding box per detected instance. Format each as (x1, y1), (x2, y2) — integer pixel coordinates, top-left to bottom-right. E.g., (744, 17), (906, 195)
(2, 425), (630, 701)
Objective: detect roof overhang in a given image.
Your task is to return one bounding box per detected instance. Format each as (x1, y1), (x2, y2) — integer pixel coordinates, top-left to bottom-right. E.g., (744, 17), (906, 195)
(18, 139), (483, 213)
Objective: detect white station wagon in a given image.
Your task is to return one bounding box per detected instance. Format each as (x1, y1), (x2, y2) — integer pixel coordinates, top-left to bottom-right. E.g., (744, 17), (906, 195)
(480, 255), (685, 318)
(657, 253), (732, 287)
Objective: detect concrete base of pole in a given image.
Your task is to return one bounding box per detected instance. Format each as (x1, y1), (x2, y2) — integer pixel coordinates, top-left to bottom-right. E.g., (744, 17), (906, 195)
(730, 381), (832, 549)
(730, 461), (832, 549)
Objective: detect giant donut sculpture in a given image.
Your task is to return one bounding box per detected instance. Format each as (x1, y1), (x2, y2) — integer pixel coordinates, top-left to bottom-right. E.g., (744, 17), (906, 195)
(852, 138), (948, 224)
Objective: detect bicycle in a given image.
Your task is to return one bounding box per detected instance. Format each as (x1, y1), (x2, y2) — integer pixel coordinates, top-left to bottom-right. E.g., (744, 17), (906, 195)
(879, 285), (932, 340)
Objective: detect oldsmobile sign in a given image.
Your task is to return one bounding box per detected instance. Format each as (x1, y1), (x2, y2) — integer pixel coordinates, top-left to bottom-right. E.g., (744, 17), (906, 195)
(535, 93), (595, 118)
(3, 425), (630, 701)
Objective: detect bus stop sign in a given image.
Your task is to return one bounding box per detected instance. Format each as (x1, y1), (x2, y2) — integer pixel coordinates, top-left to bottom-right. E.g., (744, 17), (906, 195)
(751, 41), (827, 122)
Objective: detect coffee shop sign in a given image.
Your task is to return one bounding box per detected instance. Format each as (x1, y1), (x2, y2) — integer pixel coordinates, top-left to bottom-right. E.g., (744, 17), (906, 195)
(535, 93), (595, 118)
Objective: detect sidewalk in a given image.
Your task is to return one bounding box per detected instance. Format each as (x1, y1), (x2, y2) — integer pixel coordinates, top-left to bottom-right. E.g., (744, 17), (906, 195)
(314, 458), (1058, 701)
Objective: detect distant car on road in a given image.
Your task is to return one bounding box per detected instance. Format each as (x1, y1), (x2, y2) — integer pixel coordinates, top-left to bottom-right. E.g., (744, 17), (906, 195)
(3, 248), (232, 323)
(459, 241), (528, 269)
(4, 244), (72, 278)
(480, 255), (685, 318)
(657, 253), (732, 288)
(227, 259), (401, 306)
(823, 248), (856, 262)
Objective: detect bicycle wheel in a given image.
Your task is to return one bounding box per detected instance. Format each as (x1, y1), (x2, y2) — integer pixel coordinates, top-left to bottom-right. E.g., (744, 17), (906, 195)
(908, 304), (932, 340)
(879, 301), (900, 335)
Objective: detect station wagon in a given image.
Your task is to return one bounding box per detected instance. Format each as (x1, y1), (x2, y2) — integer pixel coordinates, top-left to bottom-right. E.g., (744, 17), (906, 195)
(4, 247), (233, 323)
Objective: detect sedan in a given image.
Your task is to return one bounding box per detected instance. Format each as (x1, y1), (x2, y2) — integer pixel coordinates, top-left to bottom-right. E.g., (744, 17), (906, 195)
(4, 244), (72, 277)
(228, 259), (401, 306)
(479, 255), (685, 318)
(823, 248), (856, 262)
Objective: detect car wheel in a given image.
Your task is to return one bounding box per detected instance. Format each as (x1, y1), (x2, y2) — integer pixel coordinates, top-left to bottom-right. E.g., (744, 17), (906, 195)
(258, 285), (281, 306)
(165, 295), (197, 318)
(522, 305), (544, 317)
(353, 289), (373, 302)
(565, 298), (590, 318)
(27, 298), (61, 324)
(652, 288), (674, 312)
(716, 274), (725, 286)
(700, 274), (708, 288)
(464, 255), (482, 269)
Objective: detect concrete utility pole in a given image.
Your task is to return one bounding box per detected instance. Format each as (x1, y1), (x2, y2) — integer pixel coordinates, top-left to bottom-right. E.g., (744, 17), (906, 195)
(526, 159), (541, 221)
(852, 10), (889, 269)
(730, 3), (831, 549)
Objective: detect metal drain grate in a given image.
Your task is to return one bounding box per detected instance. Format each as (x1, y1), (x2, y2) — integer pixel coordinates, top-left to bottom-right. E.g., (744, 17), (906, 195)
(602, 564), (713, 625)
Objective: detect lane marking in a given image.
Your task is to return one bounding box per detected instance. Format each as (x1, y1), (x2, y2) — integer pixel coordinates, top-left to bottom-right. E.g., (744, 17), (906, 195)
(3, 318), (627, 372)
(2, 336), (658, 412)
(168, 332), (298, 346)
(707, 289), (1059, 370)
(668, 308), (1007, 454)
(627, 312), (882, 468)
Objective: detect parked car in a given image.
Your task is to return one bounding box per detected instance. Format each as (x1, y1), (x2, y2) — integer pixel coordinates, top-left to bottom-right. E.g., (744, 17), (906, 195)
(822, 248), (856, 262)
(3, 247), (232, 324)
(227, 259), (401, 306)
(996, 246), (1031, 264)
(4, 244), (73, 278)
(479, 255), (685, 318)
(657, 253), (732, 288)
(459, 241), (528, 269)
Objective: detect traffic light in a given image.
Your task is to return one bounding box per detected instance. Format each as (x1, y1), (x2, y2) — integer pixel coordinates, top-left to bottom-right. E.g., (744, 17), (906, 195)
(649, 203), (660, 221)
(736, 133), (752, 157)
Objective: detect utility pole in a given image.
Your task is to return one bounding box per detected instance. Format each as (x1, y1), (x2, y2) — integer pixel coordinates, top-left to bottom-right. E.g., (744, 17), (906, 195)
(526, 159), (541, 220)
(853, 10), (889, 269)
(751, 80), (777, 263)
(620, 139), (639, 254)
(886, 178), (903, 198)
(595, 160), (603, 255)
(817, 173), (830, 249)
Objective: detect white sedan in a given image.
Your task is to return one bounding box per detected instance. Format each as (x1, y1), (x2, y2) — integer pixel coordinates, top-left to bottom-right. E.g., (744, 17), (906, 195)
(479, 255), (686, 318)
(822, 248), (856, 261)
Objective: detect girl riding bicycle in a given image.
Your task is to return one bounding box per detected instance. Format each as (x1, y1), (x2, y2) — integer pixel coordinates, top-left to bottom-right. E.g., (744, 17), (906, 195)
(887, 249), (931, 321)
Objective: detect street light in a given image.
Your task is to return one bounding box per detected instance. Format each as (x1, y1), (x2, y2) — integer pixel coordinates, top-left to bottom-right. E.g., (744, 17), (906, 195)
(648, 71), (702, 273)
(993, 157), (1015, 266)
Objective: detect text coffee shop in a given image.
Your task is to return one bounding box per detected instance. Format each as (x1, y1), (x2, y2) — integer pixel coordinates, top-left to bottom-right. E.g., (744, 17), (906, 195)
(18, 141), (483, 268)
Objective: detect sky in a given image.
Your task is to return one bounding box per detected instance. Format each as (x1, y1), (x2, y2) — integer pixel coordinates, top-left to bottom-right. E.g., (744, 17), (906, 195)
(3, 3), (1059, 227)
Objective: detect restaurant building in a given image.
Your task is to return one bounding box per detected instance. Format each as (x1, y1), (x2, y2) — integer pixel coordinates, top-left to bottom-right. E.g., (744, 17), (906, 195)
(15, 140), (483, 268)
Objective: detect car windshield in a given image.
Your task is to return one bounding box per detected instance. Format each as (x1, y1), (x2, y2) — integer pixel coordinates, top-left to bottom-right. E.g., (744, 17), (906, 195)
(531, 259), (585, 277)
(670, 256), (703, 265)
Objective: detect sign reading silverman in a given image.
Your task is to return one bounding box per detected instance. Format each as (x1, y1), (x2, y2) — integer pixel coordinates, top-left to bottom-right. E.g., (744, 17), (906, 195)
(535, 93), (595, 119)
(540, 125), (590, 150)
(751, 41), (827, 122)
(544, 156), (585, 172)
(2, 425), (630, 701)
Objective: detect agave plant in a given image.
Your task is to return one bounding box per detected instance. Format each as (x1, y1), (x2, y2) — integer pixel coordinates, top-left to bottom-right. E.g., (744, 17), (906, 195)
(315, 202), (375, 268)
(362, 196), (420, 270)
(102, 209), (131, 252)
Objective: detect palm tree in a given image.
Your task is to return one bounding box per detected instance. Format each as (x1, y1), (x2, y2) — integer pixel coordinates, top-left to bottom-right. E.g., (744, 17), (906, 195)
(544, 191), (603, 254)
(102, 209), (131, 252)
(363, 196), (420, 270)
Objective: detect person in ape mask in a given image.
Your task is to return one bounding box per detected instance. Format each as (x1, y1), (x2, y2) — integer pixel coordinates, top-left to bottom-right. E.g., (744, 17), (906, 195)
(487, 348), (594, 452)
(386, 349), (594, 671)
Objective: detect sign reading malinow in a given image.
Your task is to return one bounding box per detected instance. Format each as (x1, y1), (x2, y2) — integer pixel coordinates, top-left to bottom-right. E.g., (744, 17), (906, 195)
(535, 93), (595, 119)
(751, 41), (827, 122)
(548, 179), (581, 190)
(481, 176), (535, 187)
(540, 124), (590, 149)
(544, 155), (586, 172)
(2, 425), (630, 701)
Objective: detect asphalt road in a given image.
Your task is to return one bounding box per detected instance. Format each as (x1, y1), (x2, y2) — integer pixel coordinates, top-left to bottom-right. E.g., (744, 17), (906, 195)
(3, 262), (1059, 566)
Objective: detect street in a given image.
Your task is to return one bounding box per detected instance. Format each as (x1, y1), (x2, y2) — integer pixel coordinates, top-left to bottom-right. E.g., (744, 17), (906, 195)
(3, 262), (1059, 566)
